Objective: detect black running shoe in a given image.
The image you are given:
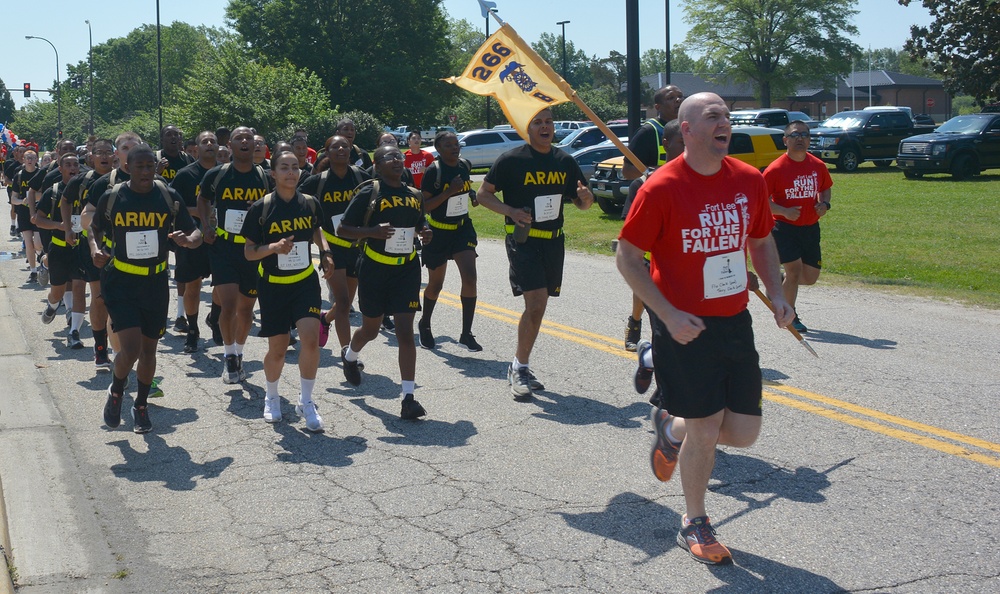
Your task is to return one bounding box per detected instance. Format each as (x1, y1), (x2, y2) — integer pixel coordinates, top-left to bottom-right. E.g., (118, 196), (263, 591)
(458, 333), (483, 352)
(207, 313), (223, 346)
(381, 315), (395, 331)
(95, 346), (112, 370)
(792, 314), (808, 333)
(183, 332), (199, 353)
(174, 316), (189, 333)
(634, 340), (654, 394)
(222, 354), (240, 384)
(287, 332), (298, 347)
(104, 387), (123, 428)
(27, 272), (37, 284)
(417, 320), (435, 349)
(625, 316), (642, 352)
(341, 346), (362, 386)
(400, 395), (426, 420)
(131, 406), (152, 434)
(68, 329), (84, 350)
(508, 365), (534, 401)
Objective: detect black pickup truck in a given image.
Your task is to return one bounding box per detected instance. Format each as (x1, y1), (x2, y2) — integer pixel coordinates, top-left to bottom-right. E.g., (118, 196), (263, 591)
(897, 113), (1000, 180)
(809, 110), (922, 172)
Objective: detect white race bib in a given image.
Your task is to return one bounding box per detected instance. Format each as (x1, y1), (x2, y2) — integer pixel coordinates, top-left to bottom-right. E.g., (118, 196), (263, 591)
(277, 241), (310, 271)
(385, 227), (415, 254)
(125, 229), (159, 260)
(702, 251), (747, 299)
(445, 194), (469, 217)
(224, 209), (246, 235)
(70, 215), (83, 234)
(331, 214), (345, 236)
(533, 194), (560, 223)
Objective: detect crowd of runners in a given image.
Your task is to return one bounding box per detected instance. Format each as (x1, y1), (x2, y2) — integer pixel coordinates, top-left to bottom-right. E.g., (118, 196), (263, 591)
(0, 86), (833, 565)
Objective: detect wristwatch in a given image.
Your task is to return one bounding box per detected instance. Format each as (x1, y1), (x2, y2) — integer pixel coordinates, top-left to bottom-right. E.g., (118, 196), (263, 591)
(820, 201), (831, 210)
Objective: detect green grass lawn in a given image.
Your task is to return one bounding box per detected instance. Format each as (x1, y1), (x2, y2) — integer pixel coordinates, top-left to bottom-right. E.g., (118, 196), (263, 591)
(465, 164), (1000, 308)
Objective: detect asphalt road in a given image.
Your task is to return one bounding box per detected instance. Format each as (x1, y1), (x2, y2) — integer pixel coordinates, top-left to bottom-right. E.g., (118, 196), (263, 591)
(0, 210), (998, 593)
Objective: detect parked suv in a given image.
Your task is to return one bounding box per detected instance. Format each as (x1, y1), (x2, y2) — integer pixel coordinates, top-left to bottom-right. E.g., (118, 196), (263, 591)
(556, 124), (629, 151)
(729, 108), (790, 128)
(589, 126), (786, 216)
(427, 129), (525, 169)
(897, 113), (1000, 180)
(809, 109), (919, 171)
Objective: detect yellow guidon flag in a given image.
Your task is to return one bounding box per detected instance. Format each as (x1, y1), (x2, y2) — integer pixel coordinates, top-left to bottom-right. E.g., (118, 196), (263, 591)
(443, 23), (574, 140)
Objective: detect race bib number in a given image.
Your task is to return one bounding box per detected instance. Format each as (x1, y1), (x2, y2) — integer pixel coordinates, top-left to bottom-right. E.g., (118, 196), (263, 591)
(330, 214), (344, 236)
(125, 229), (159, 260)
(224, 209), (246, 235)
(385, 227), (415, 254)
(277, 241), (310, 271)
(70, 215), (83, 234)
(534, 194), (560, 223)
(445, 194), (469, 217)
(703, 251), (747, 299)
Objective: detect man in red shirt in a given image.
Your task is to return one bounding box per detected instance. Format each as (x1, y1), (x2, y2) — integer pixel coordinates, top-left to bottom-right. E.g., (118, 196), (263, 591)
(763, 120), (833, 333)
(404, 131), (435, 188)
(616, 92), (793, 565)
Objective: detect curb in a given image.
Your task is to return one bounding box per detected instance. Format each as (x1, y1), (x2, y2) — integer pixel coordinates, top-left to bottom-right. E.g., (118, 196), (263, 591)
(0, 474), (15, 594)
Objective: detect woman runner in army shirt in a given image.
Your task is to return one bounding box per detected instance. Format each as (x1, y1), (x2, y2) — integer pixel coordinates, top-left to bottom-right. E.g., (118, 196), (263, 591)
(242, 151), (334, 432)
(336, 144), (433, 421)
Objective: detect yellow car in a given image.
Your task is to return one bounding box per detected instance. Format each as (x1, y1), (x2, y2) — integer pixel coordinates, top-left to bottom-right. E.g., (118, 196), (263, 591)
(589, 126), (788, 216)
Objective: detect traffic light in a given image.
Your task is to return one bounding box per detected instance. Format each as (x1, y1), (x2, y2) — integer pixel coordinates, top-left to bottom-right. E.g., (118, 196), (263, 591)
(23, 83), (30, 97)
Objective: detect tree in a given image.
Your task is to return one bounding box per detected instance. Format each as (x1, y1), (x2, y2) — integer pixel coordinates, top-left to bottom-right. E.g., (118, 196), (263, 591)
(682, 0), (861, 106)
(531, 32), (593, 88)
(0, 78), (14, 125)
(168, 41), (340, 143)
(899, 0), (1000, 103)
(867, 47), (936, 77)
(226, 0), (454, 126)
(640, 49), (666, 77)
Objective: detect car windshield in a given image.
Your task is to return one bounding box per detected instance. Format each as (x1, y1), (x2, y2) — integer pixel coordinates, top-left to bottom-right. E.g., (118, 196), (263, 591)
(935, 117), (989, 134)
(730, 114), (760, 124)
(820, 114), (865, 129)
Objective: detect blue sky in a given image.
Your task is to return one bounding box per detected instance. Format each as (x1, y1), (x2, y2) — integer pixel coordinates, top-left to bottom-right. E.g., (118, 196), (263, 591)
(3, 0), (934, 111)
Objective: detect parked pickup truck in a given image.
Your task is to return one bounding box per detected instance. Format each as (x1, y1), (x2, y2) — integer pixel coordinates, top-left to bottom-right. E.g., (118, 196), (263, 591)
(391, 126), (457, 145)
(809, 109), (921, 172)
(897, 113), (1000, 180)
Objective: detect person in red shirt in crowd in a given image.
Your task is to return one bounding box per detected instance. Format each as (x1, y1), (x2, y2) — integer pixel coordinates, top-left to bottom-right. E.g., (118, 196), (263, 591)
(404, 131), (435, 188)
(763, 119), (833, 333)
(616, 92), (793, 566)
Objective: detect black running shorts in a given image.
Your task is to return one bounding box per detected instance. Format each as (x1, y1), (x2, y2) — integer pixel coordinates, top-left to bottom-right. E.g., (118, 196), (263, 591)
(356, 257), (421, 319)
(256, 271), (322, 337)
(47, 242), (80, 286)
(421, 222), (478, 270)
(772, 220), (822, 269)
(505, 233), (564, 297)
(209, 239), (259, 298)
(651, 309), (763, 419)
(101, 268), (169, 339)
(175, 242), (211, 284)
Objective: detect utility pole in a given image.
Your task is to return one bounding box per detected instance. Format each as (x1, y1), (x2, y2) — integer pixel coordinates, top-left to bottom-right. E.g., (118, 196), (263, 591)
(556, 21), (570, 80)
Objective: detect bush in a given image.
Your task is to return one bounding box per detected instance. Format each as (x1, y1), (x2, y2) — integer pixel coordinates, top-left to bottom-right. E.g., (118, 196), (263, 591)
(336, 110), (386, 149)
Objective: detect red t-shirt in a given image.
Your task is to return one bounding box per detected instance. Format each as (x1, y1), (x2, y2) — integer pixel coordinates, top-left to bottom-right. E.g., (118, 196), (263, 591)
(763, 153), (833, 226)
(619, 155), (773, 317)
(405, 149), (436, 188)
(306, 147), (317, 165)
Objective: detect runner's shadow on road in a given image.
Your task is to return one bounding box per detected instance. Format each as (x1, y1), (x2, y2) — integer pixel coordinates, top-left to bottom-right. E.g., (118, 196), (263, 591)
(704, 549), (845, 593)
(558, 491), (679, 561)
(271, 421), (368, 466)
(108, 406), (234, 491)
(529, 390), (649, 429)
(225, 385), (264, 420)
(709, 451), (852, 529)
(348, 397), (478, 447)
(419, 348), (509, 382)
(797, 329), (896, 350)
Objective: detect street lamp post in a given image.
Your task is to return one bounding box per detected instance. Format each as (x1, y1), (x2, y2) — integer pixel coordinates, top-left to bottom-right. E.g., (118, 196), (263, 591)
(85, 20), (94, 135)
(25, 35), (61, 138)
(556, 21), (570, 80)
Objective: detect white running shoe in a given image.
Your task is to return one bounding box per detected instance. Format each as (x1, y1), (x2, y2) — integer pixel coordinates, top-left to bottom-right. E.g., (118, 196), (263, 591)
(295, 398), (324, 432)
(263, 395), (281, 423)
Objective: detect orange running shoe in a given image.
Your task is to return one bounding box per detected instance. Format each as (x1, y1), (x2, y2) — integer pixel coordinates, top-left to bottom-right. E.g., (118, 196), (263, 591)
(677, 516), (733, 565)
(650, 408), (681, 481)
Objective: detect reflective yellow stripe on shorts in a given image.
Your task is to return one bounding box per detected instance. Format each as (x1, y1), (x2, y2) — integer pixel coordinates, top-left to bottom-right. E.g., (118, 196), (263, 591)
(363, 244), (416, 265)
(216, 227), (247, 244)
(112, 258), (168, 276)
(322, 229), (354, 248)
(503, 225), (563, 239)
(426, 215), (463, 230)
(51, 236), (68, 247)
(258, 263), (315, 284)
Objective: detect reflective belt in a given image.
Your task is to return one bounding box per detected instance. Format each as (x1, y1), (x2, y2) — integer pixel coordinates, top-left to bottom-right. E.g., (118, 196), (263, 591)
(426, 215), (464, 231)
(112, 258), (167, 276)
(216, 227), (247, 244)
(503, 225), (563, 239)
(322, 229), (354, 248)
(258, 263), (315, 284)
(51, 236), (68, 247)
(364, 244), (416, 265)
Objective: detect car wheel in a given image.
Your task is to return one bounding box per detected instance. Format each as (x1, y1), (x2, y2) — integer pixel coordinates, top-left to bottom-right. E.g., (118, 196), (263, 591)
(902, 170), (922, 179)
(596, 195), (623, 217)
(836, 148), (860, 172)
(874, 160), (893, 169)
(951, 154), (976, 181)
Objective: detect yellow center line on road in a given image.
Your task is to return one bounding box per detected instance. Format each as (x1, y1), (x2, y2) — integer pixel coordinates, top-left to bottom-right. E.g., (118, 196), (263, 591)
(438, 291), (1000, 468)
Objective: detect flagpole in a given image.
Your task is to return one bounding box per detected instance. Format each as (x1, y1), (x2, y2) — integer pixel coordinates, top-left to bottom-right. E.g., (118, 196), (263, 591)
(487, 17), (648, 175)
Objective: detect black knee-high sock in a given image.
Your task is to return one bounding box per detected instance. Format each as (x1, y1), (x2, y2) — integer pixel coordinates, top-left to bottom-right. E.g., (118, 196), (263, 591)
(135, 381), (150, 408)
(421, 296), (437, 326)
(461, 296), (476, 335)
(186, 312), (199, 335)
(111, 373), (127, 395)
(93, 328), (108, 351)
(209, 302), (221, 323)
